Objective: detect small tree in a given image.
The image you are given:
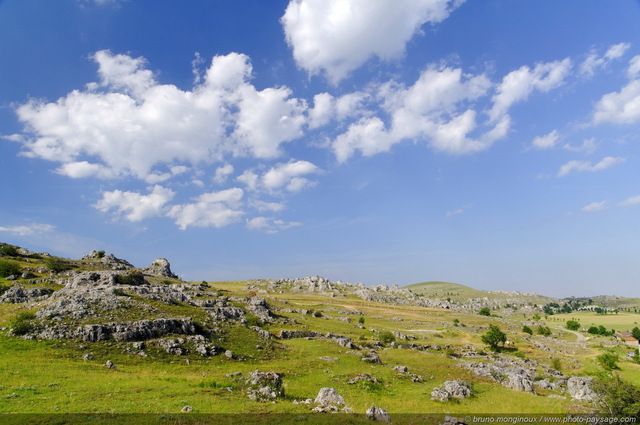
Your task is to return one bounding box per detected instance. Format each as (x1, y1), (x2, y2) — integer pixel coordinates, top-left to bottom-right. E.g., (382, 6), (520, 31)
(358, 316), (365, 325)
(481, 325), (507, 351)
(522, 325), (533, 335)
(631, 327), (640, 340)
(478, 307), (491, 316)
(379, 331), (396, 345)
(566, 320), (580, 331)
(537, 325), (552, 337)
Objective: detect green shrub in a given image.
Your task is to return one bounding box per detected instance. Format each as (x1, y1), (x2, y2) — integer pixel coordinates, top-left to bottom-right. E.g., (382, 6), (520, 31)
(592, 375), (640, 417)
(114, 271), (145, 285)
(0, 244), (19, 256)
(0, 259), (21, 278)
(478, 307), (491, 316)
(453, 318), (460, 326)
(633, 327), (640, 341)
(551, 358), (562, 371)
(588, 326), (600, 335)
(522, 325), (533, 335)
(44, 257), (71, 273)
(245, 315), (262, 328)
(96, 250), (105, 258)
(597, 352), (620, 371)
(11, 312), (36, 335)
(358, 316), (365, 325)
(566, 320), (580, 331)
(537, 325), (552, 337)
(379, 331), (396, 345)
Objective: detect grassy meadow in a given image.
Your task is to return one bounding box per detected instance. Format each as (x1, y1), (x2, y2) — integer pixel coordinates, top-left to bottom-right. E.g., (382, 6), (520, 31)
(1, 249), (639, 421)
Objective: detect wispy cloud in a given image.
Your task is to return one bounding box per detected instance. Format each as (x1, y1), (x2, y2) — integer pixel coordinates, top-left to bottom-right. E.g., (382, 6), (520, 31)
(557, 156), (625, 177)
(581, 201), (607, 212)
(446, 204), (471, 218)
(619, 195), (640, 207)
(0, 223), (55, 236)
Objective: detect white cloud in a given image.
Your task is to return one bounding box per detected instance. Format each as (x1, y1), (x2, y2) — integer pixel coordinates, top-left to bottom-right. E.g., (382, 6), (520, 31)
(167, 188), (244, 230)
(557, 156), (625, 177)
(563, 137), (597, 154)
(489, 58), (572, 122)
(281, 0), (465, 83)
(56, 161), (117, 179)
(262, 160), (320, 193)
(592, 79), (640, 125)
(628, 55), (640, 79)
(579, 42), (630, 78)
(619, 195), (640, 207)
(213, 164), (234, 184)
(15, 50), (308, 182)
(332, 64), (504, 160)
(581, 201), (607, 212)
(531, 130), (560, 150)
(246, 217), (302, 233)
(94, 185), (175, 222)
(0, 223), (55, 236)
(249, 200), (286, 212)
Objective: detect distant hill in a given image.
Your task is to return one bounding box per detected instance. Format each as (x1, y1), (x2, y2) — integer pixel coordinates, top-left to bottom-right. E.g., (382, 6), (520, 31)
(404, 280), (557, 306)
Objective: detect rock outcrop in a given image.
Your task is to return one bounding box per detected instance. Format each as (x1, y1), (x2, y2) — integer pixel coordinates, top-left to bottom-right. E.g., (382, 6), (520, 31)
(143, 258), (179, 279)
(567, 377), (597, 401)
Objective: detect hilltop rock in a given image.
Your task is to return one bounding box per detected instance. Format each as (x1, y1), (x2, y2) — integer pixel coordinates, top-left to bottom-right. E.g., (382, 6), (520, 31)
(143, 258), (179, 279)
(100, 254), (135, 271)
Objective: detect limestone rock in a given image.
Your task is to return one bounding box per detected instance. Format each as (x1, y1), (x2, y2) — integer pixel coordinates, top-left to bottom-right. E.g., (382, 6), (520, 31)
(362, 352), (382, 364)
(245, 370), (284, 402)
(315, 387), (345, 406)
(366, 406), (391, 423)
(567, 376), (597, 401)
(181, 405), (193, 413)
(144, 258), (179, 279)
(431, 380), (472, 401)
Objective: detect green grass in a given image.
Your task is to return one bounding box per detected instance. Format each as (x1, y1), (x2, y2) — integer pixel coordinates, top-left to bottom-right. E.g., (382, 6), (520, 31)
(0, 267), (638, 416)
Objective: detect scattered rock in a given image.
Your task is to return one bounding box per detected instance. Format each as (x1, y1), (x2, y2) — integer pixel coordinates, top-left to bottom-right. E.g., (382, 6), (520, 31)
(104, 360), (116, 369)
(82, 353), (94, 361)
(366, 406), (391, 423)
(245, 370), (284, 402)
(181, 405), (193, 413)
(225, 350), (234, 360)
(315, 387), (345, 406)
(431, 380), (472, 402)
(362, 352), (382, 364)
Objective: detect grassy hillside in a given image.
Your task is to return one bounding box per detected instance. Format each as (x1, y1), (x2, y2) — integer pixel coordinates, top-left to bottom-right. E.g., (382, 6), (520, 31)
(1, 243), (640, 422)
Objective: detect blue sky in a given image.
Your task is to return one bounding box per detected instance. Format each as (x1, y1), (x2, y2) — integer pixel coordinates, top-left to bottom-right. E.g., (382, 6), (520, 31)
(2, 0), (640, 298)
